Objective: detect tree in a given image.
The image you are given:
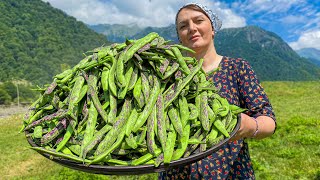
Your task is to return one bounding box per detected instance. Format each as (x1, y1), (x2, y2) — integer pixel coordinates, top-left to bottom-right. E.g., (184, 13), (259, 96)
(0, 89), (11, 104)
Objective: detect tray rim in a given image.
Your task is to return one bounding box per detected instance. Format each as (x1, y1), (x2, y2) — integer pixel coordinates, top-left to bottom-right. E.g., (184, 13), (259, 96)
(26, 114), (241, 175)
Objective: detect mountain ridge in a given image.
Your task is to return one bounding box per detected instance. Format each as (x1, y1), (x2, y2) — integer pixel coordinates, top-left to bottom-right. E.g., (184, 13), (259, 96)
(296, 48), (320, 67)
(89, 24), (320, 81)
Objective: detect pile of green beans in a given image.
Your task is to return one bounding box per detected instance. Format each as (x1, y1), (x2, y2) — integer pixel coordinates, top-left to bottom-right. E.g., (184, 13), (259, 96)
(22, 32), (245, 167)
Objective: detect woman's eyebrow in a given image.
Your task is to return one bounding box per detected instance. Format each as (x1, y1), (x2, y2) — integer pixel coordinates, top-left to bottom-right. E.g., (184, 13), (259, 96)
(178, 14), (205, 24)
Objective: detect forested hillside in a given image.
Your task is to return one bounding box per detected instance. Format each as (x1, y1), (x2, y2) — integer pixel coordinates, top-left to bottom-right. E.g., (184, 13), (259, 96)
(0, 0), (108, 85)
(214, 26), (320, 81)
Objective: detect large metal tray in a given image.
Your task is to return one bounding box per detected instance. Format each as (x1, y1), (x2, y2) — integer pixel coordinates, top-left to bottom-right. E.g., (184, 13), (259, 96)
(26, 114), (240, 175)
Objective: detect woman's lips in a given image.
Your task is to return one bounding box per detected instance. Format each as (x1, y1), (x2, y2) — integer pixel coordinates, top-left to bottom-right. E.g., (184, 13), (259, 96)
(190, 35), (200, 41)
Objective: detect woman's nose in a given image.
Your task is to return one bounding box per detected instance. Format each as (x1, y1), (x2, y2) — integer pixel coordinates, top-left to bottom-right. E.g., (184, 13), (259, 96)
(188, 21), (197, 33)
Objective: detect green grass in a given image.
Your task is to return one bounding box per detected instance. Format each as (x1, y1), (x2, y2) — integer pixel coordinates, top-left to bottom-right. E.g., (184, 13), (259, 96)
(250, 81), (320, 180)
(1, 81), (319, 179)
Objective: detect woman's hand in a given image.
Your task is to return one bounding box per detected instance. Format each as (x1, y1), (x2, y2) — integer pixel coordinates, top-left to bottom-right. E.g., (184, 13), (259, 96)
(229, 113), (256, 141)
(229, 113), (276, 141)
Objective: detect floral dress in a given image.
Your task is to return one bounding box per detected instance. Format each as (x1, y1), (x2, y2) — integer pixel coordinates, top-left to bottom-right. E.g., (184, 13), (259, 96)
(159, 57), (276, 180)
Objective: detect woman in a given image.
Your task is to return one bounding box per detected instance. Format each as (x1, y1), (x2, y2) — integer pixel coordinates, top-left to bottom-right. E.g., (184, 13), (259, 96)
(159, 3), (276, 179)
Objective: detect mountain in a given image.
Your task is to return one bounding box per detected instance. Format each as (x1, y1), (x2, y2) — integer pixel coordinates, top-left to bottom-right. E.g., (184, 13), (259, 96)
(89, 23), (178, 43)
(88, 24), (320, 81)
(214, 26), (320, 81)
(131, 25), (178, 42)
(89, 23), (142, 42)
(0, 0), (108, 85)
(296, 48), (320, 67)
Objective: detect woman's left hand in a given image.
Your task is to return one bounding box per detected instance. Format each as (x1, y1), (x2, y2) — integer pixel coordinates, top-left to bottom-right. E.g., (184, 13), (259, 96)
(229, 113), (276, 141)
(229, 113), (256, 141)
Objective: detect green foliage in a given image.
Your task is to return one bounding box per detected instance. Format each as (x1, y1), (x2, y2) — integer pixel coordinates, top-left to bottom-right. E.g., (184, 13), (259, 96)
(1, 82), (17, 99)
(0, 88), (11, 104)
(0, 81), (38, 105)
(0, 0), (109, 85)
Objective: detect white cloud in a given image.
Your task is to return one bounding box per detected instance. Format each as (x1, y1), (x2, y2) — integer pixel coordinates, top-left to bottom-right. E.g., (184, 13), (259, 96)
(239, 0), (305, 15)
(42, 0), (246, 28)
(279, 15), (307, 24)
(289, 30), (320, 50)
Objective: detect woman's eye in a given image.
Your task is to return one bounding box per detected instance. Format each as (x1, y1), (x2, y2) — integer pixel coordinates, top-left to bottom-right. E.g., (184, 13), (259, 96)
(179, 25), (186, 30)
(197, 19), (204, 23)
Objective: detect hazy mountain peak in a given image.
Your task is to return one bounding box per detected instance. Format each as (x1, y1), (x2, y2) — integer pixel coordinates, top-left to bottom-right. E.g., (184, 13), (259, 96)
(296, 48), (320, 67)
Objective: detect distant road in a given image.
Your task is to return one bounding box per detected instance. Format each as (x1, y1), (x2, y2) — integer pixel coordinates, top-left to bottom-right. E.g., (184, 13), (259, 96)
(0, 105), (28, 119)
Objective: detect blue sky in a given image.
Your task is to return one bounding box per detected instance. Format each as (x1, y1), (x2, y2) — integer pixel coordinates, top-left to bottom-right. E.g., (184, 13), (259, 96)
(43, 0), (320, 50)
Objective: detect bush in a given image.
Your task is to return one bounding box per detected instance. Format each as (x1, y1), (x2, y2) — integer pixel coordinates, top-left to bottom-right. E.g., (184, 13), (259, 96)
(0, 88), (11, 104)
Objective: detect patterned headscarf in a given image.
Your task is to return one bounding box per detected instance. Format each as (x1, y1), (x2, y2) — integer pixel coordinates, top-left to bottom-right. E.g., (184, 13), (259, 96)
(175, 3), (222, 33)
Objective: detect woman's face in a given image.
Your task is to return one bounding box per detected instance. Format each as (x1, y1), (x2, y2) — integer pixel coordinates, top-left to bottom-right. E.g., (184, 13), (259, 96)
(176, 8), (214, 53)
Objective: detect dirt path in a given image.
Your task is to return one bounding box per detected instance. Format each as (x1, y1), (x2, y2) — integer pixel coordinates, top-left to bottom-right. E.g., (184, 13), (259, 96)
(0, 105), (28, 119)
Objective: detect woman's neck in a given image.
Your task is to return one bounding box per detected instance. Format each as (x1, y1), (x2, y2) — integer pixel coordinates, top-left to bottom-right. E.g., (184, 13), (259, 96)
(188, 43), (222, 73)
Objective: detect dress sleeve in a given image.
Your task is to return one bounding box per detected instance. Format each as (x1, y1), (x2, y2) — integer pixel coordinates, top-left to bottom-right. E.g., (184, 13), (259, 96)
(236, 59), (276, 122)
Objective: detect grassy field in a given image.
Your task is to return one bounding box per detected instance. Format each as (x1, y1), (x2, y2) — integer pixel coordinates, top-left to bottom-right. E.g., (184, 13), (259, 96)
(1, 81), (319, 180)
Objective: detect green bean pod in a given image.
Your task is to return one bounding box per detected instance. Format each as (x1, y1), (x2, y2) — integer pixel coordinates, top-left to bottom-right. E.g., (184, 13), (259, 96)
(125, 133), (138, 149)
(80, 103), (98, 157)
(82, 124), (112, 158)
(95, 98), (131, 155)
(141, 71), (150, 101)
(125, 108), (139, 136)
(206, 126), (219, 146)
(41, 118), (67, 145)
(54, 69), (72, 80)
(132, 75), (160, 132)
(30, 147), (91, 163)
(75, 84), (88, 104)
(118, 60), (134, 99)
(188, 138), (205, 145)
(179, 96), (190, 128)
(133, 76), (142, 105)
(107, 92), (117, 125)
(171, 44), (196, 54)
(214, 118), (230, 137)
(188, 103), (199, 120)
(172, 122), (190, 160)
(147, 105), (158, 155)
(137, 127), (147, 145)
(128, 65), (139, 91)
(131, 148), (161, 166)
(108, 56), (118, 96)
(104, 157), (130, 166)
(168, 106), (183, 136)
(88, 83), (109, 123)
(162, 62), (179, 80)
(200, 91), (210, 131)
(156, 94), (167, 151)
(116, 50), (126, 88)
(89, 130), (126, 165)
(124, 32), (159, 63)
(226, 115), (238, 133)
(183, 131), (206, 158)
(101, 68), (109, 92)
(230, 104), (247, 114)
(171, 46), (191, 75)
(217, 96), (230, 117)
(163, 125), (177, 164)
(56, 123), (74, 152)
(164, 58), (203, 109)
